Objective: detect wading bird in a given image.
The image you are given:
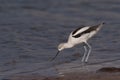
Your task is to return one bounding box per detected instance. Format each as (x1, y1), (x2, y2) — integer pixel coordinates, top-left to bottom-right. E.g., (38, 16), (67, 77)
(51, 22), (105, 63)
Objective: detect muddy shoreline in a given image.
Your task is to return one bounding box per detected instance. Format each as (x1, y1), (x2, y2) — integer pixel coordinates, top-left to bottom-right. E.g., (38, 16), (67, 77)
(9, 72), (120, 80)
(4, 67), (120, 80)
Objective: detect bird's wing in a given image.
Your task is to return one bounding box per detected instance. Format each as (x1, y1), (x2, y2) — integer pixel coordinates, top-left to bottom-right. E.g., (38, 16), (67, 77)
(72, 26), (90, 36)
(72, 24), (101, 38)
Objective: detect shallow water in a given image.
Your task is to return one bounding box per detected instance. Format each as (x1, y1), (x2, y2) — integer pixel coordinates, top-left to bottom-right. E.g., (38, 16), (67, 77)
(0, 0), (120, 79)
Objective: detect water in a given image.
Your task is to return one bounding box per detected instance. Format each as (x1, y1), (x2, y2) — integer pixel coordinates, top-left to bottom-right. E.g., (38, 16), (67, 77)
(0, 0), (120, 79)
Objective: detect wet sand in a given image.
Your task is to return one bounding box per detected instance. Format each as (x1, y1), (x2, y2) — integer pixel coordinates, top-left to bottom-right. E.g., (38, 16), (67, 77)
(4, 67), (120, 80)
(9, 71), (120, 80)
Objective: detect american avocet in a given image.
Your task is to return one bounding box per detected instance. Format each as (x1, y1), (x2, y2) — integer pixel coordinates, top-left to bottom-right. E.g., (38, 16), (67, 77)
(51, 22), (105, 63)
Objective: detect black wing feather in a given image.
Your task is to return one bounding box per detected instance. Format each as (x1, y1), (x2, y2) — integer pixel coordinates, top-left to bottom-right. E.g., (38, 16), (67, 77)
(72, 25), (85, 35)
(73, 24), (99, 38)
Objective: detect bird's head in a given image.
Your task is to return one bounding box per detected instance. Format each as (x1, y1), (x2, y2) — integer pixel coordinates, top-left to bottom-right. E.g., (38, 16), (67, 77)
(51, 43), (73, 61)
(58, 43), (66, 51)
(51, 43), (66, 61)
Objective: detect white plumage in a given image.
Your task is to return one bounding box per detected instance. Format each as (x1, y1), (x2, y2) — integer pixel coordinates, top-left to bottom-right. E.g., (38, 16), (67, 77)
(51, 22), (105, 63)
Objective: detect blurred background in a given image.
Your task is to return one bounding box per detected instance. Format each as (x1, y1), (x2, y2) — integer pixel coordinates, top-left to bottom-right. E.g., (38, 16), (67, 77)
(0, 0), (120, 78)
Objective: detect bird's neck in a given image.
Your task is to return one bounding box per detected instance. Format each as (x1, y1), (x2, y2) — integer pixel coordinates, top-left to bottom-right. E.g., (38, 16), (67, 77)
(64, 42), (74, 49)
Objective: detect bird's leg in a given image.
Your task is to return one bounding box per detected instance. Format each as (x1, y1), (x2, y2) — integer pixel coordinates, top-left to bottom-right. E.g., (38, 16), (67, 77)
(84, 42), (92, 63)
(81, 45), (87, 62)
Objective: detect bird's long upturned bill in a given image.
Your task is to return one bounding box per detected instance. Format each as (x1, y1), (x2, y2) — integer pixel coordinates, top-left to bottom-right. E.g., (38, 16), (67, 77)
(51, 51), (60, 61)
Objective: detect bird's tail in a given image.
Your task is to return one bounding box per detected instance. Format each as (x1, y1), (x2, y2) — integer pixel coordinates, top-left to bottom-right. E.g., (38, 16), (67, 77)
(99, 22), (105, 27)
(97, 22), (105, 30)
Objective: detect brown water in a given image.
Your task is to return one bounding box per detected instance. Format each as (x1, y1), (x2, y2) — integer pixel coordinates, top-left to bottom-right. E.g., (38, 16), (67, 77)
(0, 0), (120, 79)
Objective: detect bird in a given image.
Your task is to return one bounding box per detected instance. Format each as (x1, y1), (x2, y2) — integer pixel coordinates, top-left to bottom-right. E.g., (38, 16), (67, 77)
(51, 22), (105, 63)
